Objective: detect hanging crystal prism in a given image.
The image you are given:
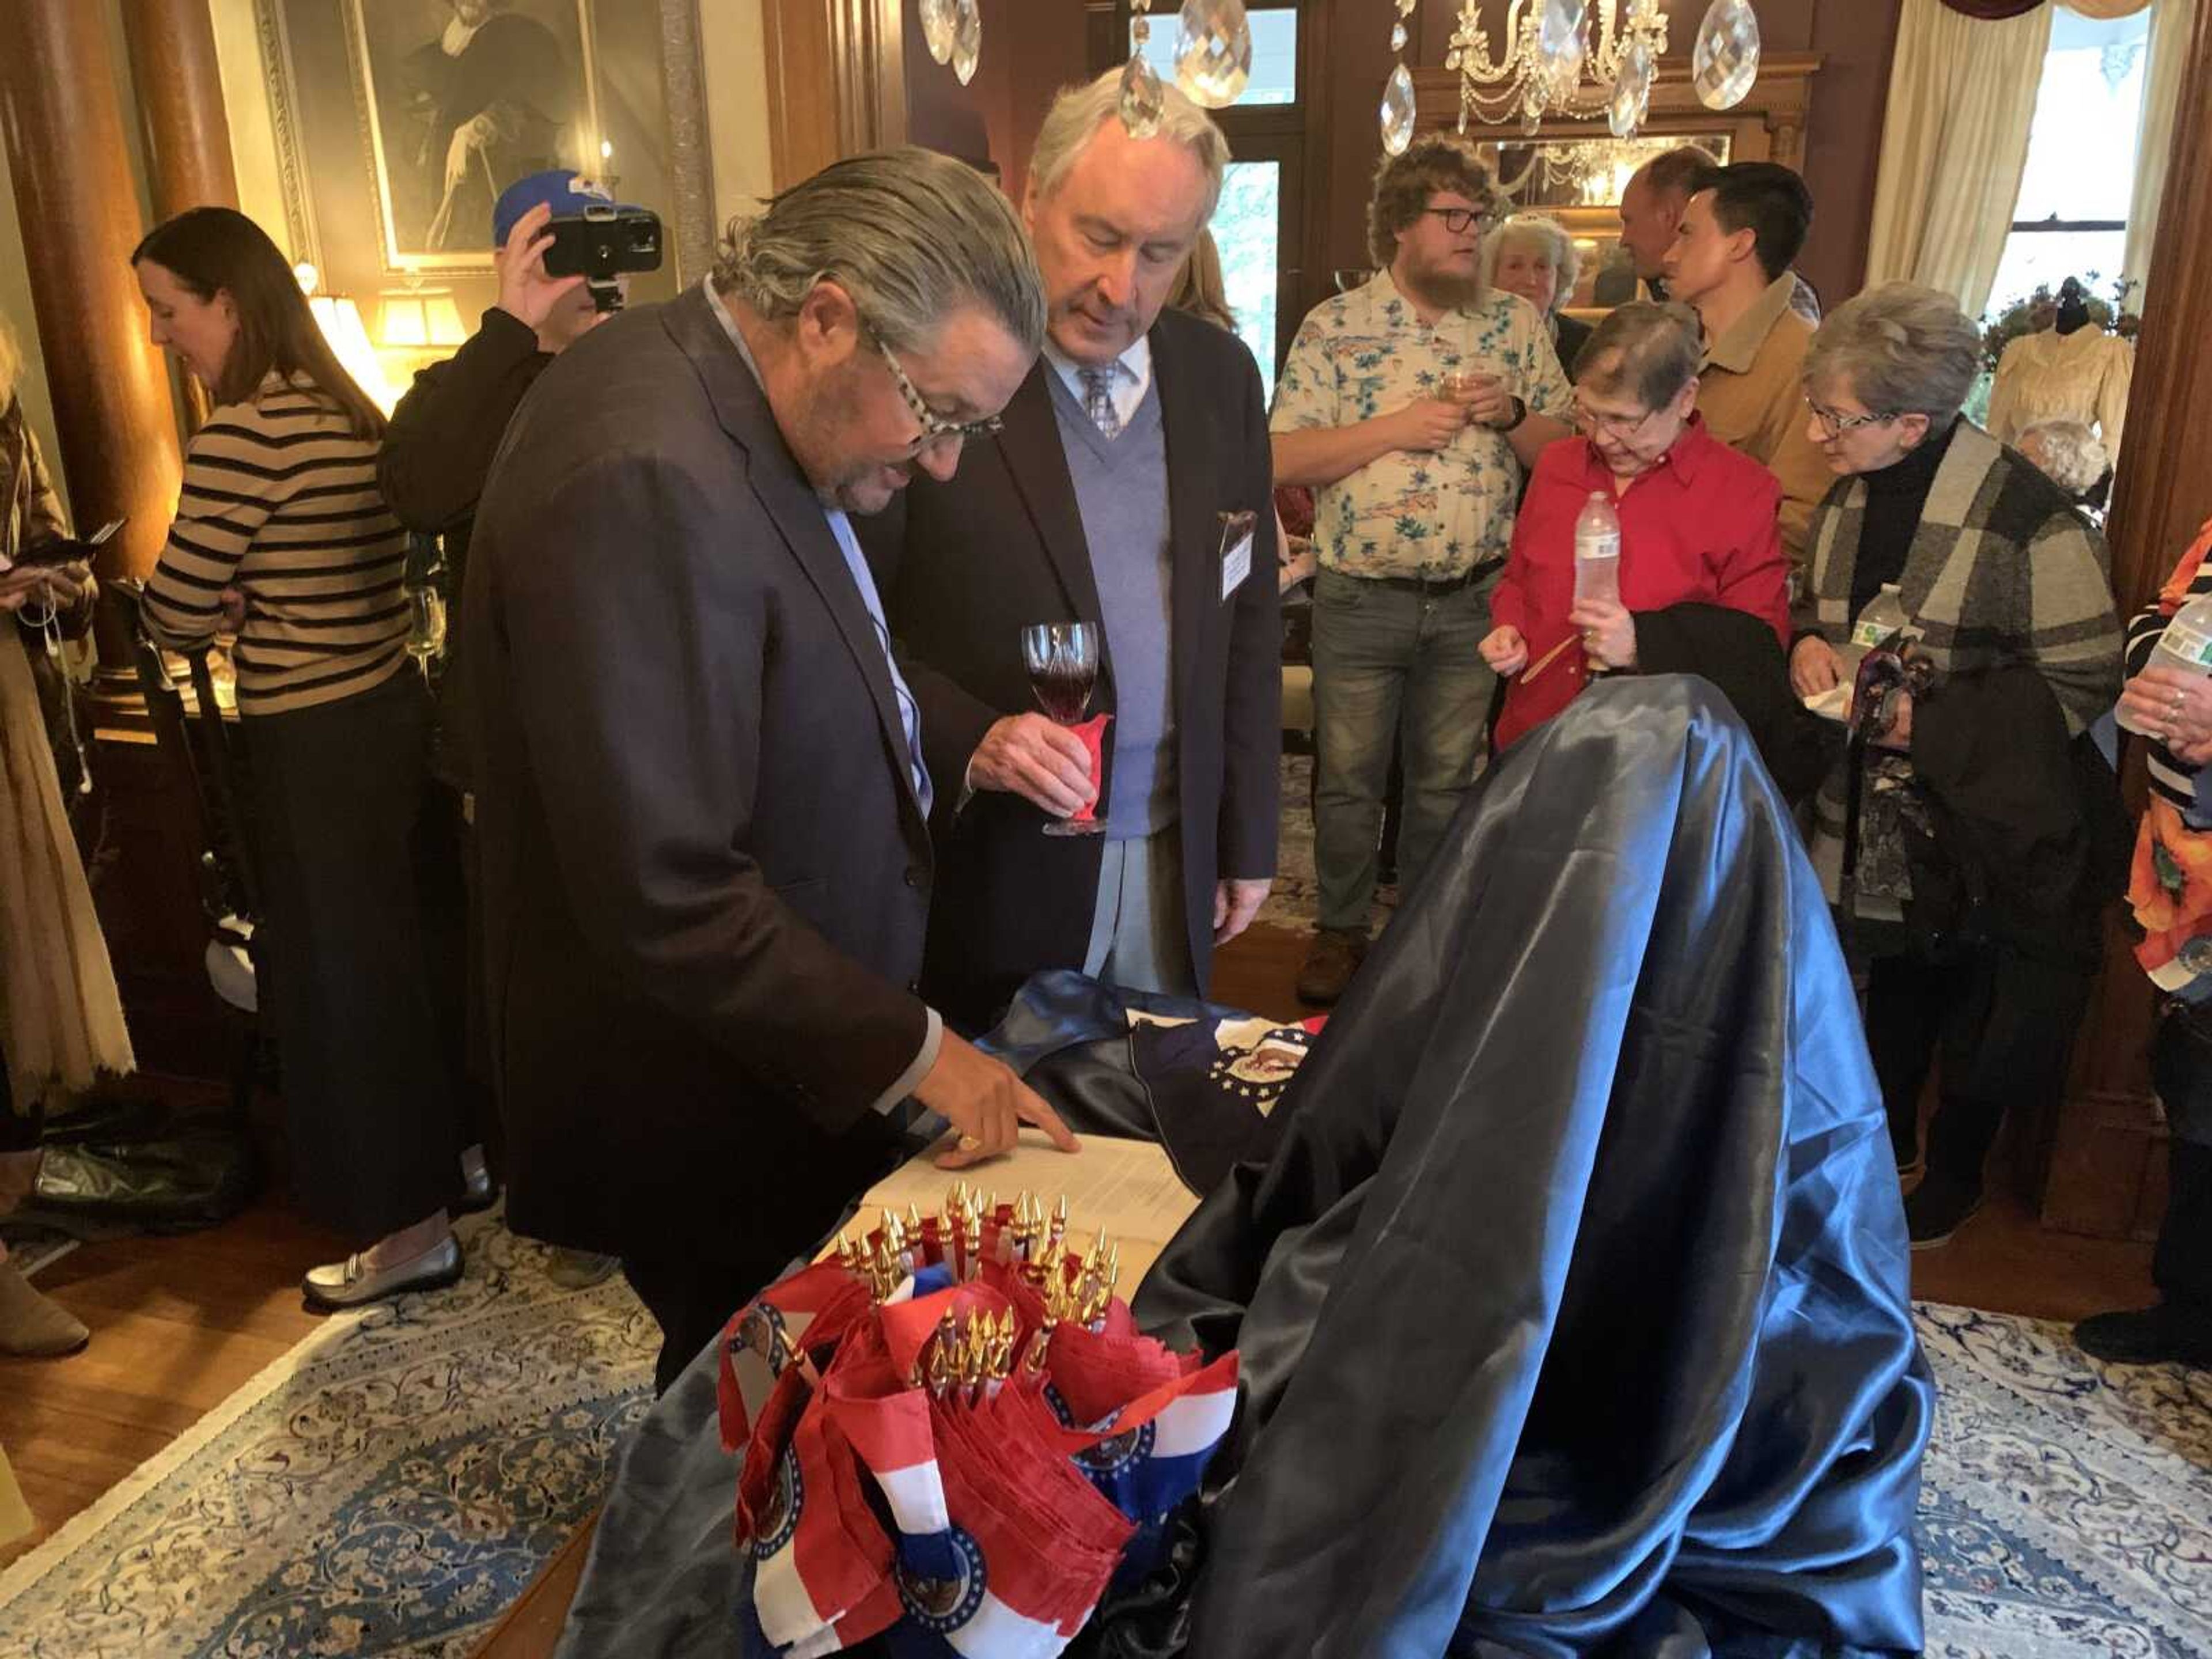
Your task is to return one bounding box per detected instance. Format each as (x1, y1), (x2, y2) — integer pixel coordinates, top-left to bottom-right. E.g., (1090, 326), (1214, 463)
(951, 0), (982, 86)
(1120, 51), (1166, 139)
(1380, 62), (1418, 157)
(918, 0), (957, 66)
(1691, 0), (1761, 111)
(1391, 21), (1408, 52)
(1396, 0), (1417, 15)
(1536, 0), (1588, 103)
(1608, 37), (1654, 138)
(1175, 0), (1252, 108)
(1520, 77), (1545, 135)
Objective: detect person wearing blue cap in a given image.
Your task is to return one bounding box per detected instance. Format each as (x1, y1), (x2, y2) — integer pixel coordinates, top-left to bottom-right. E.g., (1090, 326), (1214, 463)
(380, 169), (625, 642)
(378, 169), (638, 1293)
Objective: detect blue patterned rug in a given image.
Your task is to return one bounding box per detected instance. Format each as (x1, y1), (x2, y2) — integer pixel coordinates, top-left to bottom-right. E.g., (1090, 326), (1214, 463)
(1919, 1303), (2212, 1657)
(1, 1213), (2206, 1656)
(0, 1207), (658, 1658)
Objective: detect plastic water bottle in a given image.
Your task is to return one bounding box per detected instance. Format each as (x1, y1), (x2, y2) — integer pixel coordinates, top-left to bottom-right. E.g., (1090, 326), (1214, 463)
(1573, 491), (1621, 607)
(1839, 582), (1913, 677)
(2119, 593), (2212, 736)
(1851, 583), (1911, 651)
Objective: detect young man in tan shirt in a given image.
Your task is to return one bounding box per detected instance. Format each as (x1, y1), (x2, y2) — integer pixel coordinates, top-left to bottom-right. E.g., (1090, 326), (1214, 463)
(1662, 163), (1835, 584)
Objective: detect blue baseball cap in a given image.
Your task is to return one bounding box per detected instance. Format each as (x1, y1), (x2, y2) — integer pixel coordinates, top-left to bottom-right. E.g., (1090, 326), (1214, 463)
(490, 169), (642, 249)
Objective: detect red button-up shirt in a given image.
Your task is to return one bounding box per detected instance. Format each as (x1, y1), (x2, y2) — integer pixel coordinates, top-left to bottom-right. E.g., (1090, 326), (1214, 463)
(1490, 417), (1789, 750)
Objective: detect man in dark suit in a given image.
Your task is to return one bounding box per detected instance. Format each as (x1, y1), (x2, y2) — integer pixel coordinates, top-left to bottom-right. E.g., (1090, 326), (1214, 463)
(466, 150), (1077, 1391)
(869, 73), (1281, 1032)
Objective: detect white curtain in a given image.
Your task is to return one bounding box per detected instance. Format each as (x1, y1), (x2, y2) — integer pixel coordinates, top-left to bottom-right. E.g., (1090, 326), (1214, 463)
(1864, 0), (2054, 319)
(2121, 0), (2199, 305)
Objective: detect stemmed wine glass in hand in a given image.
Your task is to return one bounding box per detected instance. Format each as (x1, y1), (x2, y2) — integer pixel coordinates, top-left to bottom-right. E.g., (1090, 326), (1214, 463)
(1020, 621), (1105, 838)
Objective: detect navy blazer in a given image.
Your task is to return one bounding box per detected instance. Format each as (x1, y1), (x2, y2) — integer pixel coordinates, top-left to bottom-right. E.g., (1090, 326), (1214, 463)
(865, 308), (1281, 1031)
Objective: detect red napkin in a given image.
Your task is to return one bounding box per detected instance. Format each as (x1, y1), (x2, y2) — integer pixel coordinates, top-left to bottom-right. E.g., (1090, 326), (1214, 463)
(1066, 713), (1111, 826)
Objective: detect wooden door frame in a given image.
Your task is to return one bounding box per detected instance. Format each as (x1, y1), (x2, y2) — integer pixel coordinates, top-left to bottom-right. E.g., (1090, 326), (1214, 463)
(762, 0), (908, 188)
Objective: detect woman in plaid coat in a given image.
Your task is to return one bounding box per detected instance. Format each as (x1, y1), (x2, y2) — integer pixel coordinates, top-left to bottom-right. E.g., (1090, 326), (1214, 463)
(1787, 282), (2124, 1249)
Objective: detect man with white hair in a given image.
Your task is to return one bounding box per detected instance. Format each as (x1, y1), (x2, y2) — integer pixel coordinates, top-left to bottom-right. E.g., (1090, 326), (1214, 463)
(871, 72), (1281, 1031)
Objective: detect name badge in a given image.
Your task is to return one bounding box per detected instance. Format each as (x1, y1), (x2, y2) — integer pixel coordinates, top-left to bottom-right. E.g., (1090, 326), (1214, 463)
(1218, 509), (1257, 603)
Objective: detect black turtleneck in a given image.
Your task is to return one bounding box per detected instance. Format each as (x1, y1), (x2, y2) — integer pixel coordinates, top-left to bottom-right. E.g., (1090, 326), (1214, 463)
(1851, 418), (1960, 624)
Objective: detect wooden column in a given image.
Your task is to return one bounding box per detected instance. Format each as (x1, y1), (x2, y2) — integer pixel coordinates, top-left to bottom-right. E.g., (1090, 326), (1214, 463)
(121, 0), (238, 430)
(120, 0), (239, 219)
(2045, 0), (2212, 1238)
(0, 0), (184, 664)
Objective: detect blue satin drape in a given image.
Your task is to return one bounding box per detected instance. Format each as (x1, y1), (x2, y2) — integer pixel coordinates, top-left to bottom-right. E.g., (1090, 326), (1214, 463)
(1135, 678), (1933, 1658)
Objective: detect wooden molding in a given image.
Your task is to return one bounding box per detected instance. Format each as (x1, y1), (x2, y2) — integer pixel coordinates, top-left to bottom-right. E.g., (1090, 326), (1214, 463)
(762, 0), (908, 190)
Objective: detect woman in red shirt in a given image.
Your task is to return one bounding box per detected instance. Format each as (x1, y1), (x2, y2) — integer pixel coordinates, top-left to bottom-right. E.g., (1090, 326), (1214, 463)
(1482, 302), (1790, 751)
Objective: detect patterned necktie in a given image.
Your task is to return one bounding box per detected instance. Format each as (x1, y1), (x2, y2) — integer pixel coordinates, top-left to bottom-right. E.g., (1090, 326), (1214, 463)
(1079, 366), (1120, 440)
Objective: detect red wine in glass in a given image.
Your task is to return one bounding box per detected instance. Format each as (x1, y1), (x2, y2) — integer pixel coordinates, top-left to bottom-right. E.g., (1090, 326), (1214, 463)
(1020, 621), (1105, 838)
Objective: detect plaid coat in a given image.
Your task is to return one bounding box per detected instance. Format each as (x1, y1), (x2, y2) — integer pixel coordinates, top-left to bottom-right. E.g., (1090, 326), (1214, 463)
(1805, 420), (2123, 916)
(1804, 420), (2122, 732)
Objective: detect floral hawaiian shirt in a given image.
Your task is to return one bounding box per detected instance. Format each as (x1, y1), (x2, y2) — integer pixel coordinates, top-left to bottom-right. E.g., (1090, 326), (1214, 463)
(1270, 270), (1573, 581)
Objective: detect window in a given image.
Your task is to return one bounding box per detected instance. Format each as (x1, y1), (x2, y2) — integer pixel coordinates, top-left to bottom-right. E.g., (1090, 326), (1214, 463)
(1214, 160), (1282, 380)
(1983, 7), (2152, 320)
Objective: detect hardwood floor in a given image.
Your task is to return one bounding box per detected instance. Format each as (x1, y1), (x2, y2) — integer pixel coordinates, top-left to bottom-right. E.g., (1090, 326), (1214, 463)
(0, 1174), (346, 1573)
(1, 923), (2160, 1601)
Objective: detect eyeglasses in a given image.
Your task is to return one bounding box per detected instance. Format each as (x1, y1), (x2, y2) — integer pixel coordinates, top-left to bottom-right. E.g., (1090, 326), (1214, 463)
(1571, 398), (1660, 441)
(1421, 206), (1492, 236)
(1803, 394), (1899, 440)
(872, 334), (1003, 452)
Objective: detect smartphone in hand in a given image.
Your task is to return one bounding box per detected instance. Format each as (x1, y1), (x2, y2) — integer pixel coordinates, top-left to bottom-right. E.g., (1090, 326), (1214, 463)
(11, 518), (123, 569)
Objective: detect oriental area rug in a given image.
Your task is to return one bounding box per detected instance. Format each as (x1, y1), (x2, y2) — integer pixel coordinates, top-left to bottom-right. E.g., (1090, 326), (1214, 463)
(0, 1233), (2207, 1655)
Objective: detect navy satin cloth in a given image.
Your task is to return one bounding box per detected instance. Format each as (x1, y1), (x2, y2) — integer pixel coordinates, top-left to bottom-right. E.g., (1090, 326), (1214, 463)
(1137, 677), (1933, 1658)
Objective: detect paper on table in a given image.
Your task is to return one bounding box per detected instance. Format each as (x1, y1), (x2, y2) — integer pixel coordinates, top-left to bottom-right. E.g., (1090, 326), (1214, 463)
(853, 1131), (1200, 1289)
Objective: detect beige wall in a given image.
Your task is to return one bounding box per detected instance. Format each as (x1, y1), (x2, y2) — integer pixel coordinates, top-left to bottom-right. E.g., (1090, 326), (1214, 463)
(210, 0), (295, 260)
(702, 0), (777, 238)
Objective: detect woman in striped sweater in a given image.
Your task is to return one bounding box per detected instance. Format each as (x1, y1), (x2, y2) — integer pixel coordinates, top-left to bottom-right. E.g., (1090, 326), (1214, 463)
(2089, 518), (2212, 1368)
(137, 207), (469, 1309)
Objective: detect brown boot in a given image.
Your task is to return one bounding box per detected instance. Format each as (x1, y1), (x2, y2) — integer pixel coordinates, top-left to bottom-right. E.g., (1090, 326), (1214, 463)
(0, 1258), (89, 1357)
(1296, 927), (1369, 1006)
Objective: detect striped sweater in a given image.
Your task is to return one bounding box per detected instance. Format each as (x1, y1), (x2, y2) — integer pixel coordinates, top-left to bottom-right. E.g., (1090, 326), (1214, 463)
(2127, 519), (2212, 995)
(142, 373), (408, 715)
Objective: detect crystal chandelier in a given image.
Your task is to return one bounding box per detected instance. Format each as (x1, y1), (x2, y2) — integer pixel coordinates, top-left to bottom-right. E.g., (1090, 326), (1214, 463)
(1377, 0), (1762, 157)
(917, 0), (982, 87)
(1118, 0), (1254, 135)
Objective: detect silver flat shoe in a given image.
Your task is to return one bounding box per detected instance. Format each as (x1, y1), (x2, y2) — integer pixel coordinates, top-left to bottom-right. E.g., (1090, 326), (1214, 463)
(302, 1235), (463, 1311)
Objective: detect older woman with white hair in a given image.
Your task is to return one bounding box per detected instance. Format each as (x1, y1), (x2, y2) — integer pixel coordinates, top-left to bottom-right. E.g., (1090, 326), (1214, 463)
(1791, 282), (2123, 1251)
(1482, 213), (1590, 378)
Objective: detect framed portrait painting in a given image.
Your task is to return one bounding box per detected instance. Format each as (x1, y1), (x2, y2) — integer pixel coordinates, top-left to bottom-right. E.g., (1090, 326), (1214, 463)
(256, 0), (711, 298)
(350, 0), (603, 271)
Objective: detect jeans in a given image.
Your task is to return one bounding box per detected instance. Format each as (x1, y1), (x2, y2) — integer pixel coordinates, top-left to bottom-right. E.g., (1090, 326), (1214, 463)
(1310, 566), (1497, 933)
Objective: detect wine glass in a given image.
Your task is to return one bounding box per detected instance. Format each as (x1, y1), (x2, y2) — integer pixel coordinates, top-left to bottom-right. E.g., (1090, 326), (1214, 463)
(405, 583), (447, 682)
(1442, 359), (1506, 447)
(1019, 621), (1105, 838)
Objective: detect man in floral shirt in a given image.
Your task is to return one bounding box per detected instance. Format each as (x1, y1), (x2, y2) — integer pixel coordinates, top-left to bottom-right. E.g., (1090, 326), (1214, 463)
(1272, 134), (1572, 1003)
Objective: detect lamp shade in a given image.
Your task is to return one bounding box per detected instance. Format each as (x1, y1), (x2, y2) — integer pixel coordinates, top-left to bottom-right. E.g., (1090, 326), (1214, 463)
(378, 290), (468, 350)
(309, 293), (397, 414)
